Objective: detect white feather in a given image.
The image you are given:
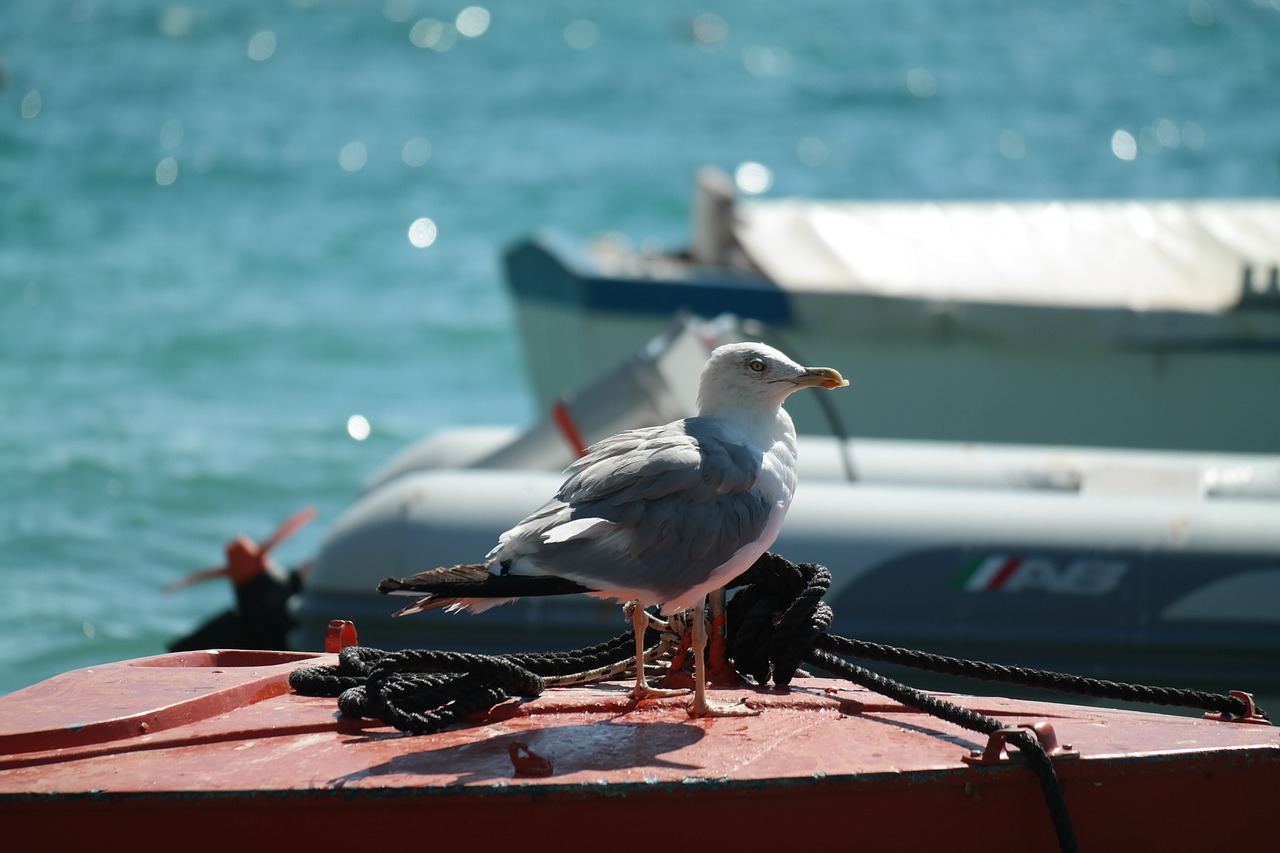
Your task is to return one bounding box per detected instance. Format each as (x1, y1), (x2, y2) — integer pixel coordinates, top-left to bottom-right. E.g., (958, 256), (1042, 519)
(540, 516), (616, 544)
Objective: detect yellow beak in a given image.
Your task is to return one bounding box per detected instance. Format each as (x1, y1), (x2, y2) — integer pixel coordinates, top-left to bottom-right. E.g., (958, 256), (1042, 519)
(778, 366), (849, 390)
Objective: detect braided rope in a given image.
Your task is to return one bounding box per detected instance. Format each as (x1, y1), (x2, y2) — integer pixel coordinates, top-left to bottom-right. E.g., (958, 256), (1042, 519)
(290, 621), (683, 734)
(291, 551), (1270, 853)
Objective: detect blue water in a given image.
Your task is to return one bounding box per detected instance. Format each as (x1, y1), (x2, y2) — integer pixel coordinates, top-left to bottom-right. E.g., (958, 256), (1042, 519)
(3, 0), (1278, 697)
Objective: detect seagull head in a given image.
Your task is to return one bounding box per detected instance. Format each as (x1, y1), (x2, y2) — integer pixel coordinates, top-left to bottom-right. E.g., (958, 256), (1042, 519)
(697, 342), (848, 414)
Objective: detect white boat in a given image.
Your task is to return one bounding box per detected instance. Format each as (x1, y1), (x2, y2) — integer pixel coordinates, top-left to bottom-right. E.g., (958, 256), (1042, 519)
(504, 169), (1280, 452)
(278, 315), (1280, 695)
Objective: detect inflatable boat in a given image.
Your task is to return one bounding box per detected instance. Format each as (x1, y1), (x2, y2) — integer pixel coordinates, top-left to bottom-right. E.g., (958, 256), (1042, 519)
(242, 315), (1280, 695)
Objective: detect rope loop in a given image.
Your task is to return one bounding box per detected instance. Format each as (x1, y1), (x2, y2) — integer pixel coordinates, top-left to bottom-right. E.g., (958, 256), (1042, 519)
(289, 551), (1270, 853)
(288, 644), (388, 697)
(289, 632), (655, 735)
(726, 553), (833, 686)
(290, 647), (547, 735)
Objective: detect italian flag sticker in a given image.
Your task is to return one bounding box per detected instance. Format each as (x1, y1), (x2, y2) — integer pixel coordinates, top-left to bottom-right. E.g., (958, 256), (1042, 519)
(954, 555), (1022, 591)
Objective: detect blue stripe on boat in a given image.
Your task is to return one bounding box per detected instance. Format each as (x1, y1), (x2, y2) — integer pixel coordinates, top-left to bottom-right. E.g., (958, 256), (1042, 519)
(503, 231), (792, 325)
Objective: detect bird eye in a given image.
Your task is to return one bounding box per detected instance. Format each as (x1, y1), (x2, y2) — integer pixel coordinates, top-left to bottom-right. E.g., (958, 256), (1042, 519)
(748, 358), (766, 373)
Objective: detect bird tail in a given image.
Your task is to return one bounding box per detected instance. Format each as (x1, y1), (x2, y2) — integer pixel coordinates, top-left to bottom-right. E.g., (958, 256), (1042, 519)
(377, 563), (594, 616)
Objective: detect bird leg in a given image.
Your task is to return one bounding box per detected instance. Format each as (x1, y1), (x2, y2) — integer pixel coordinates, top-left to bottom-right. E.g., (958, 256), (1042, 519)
(689, 598), (758, 718)
(627, 602), (687, 703)
(704, 587), (742, 685)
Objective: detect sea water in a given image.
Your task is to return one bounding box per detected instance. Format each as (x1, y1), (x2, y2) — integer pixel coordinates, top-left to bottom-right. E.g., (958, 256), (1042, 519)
(3, 0), (1279, 696)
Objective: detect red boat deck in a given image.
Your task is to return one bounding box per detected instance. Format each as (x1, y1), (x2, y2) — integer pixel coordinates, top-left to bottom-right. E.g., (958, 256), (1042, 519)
(1, 649), (1275, 851)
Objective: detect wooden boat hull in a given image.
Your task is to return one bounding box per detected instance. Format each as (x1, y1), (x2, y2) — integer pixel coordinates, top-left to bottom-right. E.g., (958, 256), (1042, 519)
(2, 649), (1275, 851)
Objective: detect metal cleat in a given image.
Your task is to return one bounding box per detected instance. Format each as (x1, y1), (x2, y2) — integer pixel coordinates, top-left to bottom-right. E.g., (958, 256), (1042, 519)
(962, 721), (1079, 766)
(1203, 691), (1271, 726)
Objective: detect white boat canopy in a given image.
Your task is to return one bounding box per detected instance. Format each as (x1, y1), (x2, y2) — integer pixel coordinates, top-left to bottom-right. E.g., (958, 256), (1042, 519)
(734, 197), (1280, 313)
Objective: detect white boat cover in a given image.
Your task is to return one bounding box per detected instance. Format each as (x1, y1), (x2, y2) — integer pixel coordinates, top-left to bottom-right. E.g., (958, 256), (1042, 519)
(735, 198), (1280, 312)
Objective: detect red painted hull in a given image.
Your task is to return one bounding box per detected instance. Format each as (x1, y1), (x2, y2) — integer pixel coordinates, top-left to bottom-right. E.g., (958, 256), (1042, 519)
(2, 649), (1275, 851)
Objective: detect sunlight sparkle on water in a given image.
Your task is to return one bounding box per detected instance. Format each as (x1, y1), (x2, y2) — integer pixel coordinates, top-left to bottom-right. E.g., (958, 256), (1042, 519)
(693, 14), (728, 48)
(906, 68), (937, 98)
(1111, 130), (1138, 161)
(347, 415), (371, 441)
(248, 31), (277, 61)
(402, 137), (432, 167)
(456, 7), (491, 38)
(999, 130), (1027, 160)
(734, 161), (773, 195)
(339, 142), (368, 172)
(411, 19), (458, 51)
(155, 157), (178, 186)
(743, 46), (790, 77)
(797, 137), (828, 167)
(159, 6), (196, 37)
(384, 0), (416, 23)
(408, 218), (438, 247)
(564, 20), (599, 50)
(21, 91), (42, 119)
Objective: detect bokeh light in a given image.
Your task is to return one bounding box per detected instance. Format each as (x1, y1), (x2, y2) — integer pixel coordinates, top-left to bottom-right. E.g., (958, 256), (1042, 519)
(20, 91), (42, 119)
(384, 0), (416, 23)
(159, 6), (195, 38)
(1182, 121), (1205, 150)
(456, 6), (491, 38)
(346, 414), (371, 441)
(155, 157), (178, 186)
(564, 20), (599, 50)
(402, 137), (432, 167)
(734, 161), (773, 195)
(906, 68), (937, 98)
(998, 130), (1027, 160)
(339, 142), (367, 172)
(693, 13), (727, 48)
(247, 31), (277, 61)
(411, 19), (457, 50)
(743, 46), (789, 77)
(408, 217), (438, 247)
(797, 137), (828, 167)
(1111, 130), (1137, 161)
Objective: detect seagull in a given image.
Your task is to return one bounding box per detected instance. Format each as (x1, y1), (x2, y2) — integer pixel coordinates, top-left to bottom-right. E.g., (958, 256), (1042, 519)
(378, 342), (848, 716)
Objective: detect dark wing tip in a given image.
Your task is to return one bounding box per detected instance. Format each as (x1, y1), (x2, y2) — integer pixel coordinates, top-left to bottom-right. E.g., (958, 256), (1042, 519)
(377, 564), (491, 595)
(377, 563), (597, 604)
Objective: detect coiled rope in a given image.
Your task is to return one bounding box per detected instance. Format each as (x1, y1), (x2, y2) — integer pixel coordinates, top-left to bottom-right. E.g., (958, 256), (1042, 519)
(290, 615), (685, 735)
(727, 553), (1266, 719)
(290, 552), (1268, 853)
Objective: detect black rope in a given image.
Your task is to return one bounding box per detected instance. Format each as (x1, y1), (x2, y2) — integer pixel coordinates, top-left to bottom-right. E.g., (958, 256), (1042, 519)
(725, 553), (1079, 851)
(292, 551), (1268, 852)
(729, 552), (1267, 721)
(807, 648), (1078, 853)
(726, 551), (1266, 852)
(814, 634), (1261, 718)
(289, 628), (658, 735)
(725, 553), (834, 687)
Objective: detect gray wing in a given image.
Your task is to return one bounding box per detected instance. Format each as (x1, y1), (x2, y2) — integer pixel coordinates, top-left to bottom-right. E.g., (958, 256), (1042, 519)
(491, 418), (776, 603)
